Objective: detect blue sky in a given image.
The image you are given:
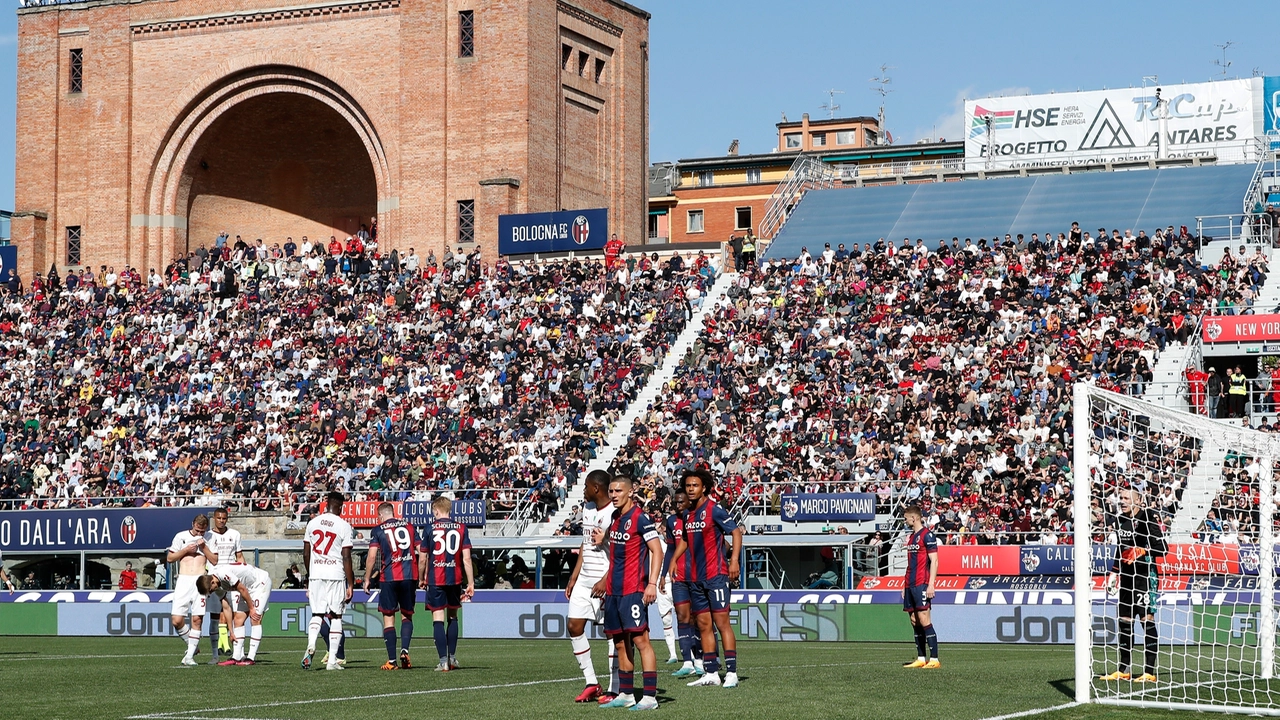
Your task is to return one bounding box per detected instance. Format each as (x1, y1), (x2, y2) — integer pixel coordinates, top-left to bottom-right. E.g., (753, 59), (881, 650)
(0, 0), (1274, 207)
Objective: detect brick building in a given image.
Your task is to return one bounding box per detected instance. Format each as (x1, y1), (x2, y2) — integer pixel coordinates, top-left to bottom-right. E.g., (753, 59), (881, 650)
(12, 0), (649, 280)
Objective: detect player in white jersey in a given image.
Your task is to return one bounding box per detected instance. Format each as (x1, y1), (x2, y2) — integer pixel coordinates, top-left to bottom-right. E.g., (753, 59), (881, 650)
(564, 470), (619, 704)
(650, 501), (680, 664)
(197, 562), (271, 665)
(167, 514), (220, 666)
(205, 508), (244, 664)
(303, 491), (355, 671)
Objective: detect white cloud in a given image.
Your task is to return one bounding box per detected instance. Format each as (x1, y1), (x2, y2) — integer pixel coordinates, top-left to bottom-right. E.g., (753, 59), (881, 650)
(908, 85), (1031, 144)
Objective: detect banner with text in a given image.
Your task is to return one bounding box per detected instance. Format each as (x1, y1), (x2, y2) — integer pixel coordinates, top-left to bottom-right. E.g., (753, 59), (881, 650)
(779, 493), (876, 523)
(498, 208), (609, 255)
(0, 246), (16, 283)
(1265, 76), (1280, 136)
(0, 507), (219, 552)
(964, 78), (1258, 171)
(1202, 314), (1280, 343)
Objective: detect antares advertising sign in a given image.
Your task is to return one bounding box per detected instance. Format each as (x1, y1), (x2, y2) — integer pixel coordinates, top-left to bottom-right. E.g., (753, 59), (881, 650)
(1202, 314), (1280, 343)
(498, 208), (609, 255)
(0, 507), (218, 552)
(965, 78), (1260, 170)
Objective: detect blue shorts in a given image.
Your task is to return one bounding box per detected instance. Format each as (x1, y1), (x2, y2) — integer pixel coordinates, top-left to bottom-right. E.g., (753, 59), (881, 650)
(603, 593), (648, 636)
(671, 580), (691, 607)
(689, 576), (731, 615)
(426, 584), (463, 611)
(903, 584), (931, 613)
(378, 579), (417, 616)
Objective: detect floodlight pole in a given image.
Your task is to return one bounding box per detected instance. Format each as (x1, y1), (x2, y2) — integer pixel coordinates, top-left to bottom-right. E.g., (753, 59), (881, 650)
(985, 114), (995, 171)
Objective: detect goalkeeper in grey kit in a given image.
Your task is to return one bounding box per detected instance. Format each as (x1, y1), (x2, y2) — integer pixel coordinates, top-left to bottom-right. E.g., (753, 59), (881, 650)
(1100, 489), (1168, 683)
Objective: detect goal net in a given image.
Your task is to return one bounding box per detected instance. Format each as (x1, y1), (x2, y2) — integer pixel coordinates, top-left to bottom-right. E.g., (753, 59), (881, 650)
(1074, 383), (1280, 714)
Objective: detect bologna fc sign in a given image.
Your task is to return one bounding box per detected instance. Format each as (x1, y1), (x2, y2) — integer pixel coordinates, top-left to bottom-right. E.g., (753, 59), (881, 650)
(498, 208), (608, 255)
(0, 507), (218, 552)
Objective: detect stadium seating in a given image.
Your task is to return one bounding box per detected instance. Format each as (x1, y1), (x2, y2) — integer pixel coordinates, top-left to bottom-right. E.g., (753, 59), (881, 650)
(766, 164), (1256, 259)
(0, 243), (718, 525)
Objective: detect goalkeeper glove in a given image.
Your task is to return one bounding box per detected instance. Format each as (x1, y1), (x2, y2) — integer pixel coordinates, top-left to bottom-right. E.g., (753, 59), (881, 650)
(218, 623), (231, 653)
(1120, 547), (1147, 565)
(1105, 572), (1119, 597)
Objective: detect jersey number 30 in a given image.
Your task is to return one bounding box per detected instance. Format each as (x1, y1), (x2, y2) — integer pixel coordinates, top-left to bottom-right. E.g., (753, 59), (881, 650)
(433, 529), (462, 555)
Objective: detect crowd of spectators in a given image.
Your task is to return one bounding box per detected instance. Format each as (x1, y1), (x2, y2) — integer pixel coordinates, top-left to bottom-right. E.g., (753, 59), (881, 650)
(612, 224), (1263, 545)
(0, 233), (717, 525)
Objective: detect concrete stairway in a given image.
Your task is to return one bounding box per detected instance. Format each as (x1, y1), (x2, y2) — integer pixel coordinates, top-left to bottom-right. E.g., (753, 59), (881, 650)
(530, 270), (736, 535)
(1142, 341), (1194, 412)
(1167, 443), (1230, 543)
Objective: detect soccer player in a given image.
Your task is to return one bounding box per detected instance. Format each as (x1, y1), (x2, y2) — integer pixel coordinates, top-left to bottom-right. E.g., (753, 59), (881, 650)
(564, 470), (619, 703)
(419, 495), (475, 672)
(591, 475), (662, 711)
(205, 507), (244, 664)
(364, 502), (419, 670)
(673, 468), (743, 688)
(1100, 488), (1167, 683)
(303, 491), (355, 671)
(166, 513), (219, 666)
(650, 502), (680, 665)
(901, 505), (941, 669)
(660, 488), (700, 677)
(196, 561), (271, 665)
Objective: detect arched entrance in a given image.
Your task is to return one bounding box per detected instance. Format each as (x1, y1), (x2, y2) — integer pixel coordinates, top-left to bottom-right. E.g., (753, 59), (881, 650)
(182, 92), (377, 250)
(142, 65), (391, 269)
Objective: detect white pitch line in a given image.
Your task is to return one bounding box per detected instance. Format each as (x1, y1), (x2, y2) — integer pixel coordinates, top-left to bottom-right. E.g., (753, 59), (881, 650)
(975, 703), (1080, 720)
(125, 677), (583, 719)
(0, 652), (179, 662)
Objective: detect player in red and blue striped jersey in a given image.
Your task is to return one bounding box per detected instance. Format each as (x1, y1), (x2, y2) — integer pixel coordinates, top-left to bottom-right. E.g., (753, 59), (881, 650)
(671, 468), (743, 689)
(363, 503), (419, 670)
(591, 475), (663, 711)
(660, 488), (703, 678)
(418, 495), (474, 672)
(901, 505), (940, 669)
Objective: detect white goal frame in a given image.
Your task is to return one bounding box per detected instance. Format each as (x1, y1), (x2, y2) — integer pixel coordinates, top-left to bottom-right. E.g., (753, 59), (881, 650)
(1073, 382), (1279, 714)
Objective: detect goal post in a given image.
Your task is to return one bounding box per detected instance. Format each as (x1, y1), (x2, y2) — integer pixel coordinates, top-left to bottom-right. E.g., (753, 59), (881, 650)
(1073, 382), (1279, 714)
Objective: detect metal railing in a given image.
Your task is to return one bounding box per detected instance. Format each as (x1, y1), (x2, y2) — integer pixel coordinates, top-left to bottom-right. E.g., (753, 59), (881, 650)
(1196, 213), (1275, 256)
(759, 154), (837, 240)
(1244, 136), (1280, 214)
(833, 156), (966, 181)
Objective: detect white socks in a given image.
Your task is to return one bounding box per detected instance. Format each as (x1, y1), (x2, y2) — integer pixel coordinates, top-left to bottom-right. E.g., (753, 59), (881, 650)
(571, 634), (597, 686)
(608, 643), (619, 694)
(248, 625), (262, 660)
(306, 615), (323, 653)
(662, 614), (677, 659)
(185, 627), (200, 658)
(327, 619), (343, 668)
(232, 637), (244, 660)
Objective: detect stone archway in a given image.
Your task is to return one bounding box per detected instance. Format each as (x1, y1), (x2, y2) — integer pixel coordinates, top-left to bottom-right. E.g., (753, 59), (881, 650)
(141, 65), (391, 269)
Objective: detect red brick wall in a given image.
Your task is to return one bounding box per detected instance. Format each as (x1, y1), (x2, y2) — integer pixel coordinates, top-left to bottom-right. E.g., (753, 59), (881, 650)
(666, 183), (776, 244)
(14, 0), (649, 280)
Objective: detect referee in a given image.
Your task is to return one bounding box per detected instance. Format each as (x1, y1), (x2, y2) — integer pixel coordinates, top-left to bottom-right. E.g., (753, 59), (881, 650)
(1100, 489), (1167, 683)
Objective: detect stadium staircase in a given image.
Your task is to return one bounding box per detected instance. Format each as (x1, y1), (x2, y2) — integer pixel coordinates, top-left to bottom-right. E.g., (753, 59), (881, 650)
(527, 270), (737, 536)
(1167, 444), (1230, 543)
(1142, 341), (1195, 413)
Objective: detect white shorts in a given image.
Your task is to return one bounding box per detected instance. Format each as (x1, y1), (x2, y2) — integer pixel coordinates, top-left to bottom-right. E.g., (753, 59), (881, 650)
(568, 580), (604, 623)
(309, 578), (348, 616)
(171, 575), (206, 618)
(656, 584), (674, 616)
(233, 585), (271, 616)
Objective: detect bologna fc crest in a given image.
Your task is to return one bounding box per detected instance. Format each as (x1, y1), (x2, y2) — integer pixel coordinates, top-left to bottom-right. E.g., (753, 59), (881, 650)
(572, 215), (590, 245)
(121, 515), (138, 544)
(1203, 319), (1222, 341)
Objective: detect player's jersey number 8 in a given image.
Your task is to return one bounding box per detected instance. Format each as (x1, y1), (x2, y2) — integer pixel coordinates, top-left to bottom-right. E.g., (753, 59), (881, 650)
(433, 529), (462, 555)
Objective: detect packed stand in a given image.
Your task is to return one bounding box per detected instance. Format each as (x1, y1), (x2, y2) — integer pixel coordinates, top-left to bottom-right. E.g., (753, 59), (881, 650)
(0, 232), (718, 522)
(613, 224), (1252, 544)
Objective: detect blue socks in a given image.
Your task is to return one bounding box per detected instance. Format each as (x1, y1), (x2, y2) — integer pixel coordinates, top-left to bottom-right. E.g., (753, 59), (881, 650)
(703, 651), (719, 675)
(383, 627), (397, 663)
(678, 622), (694, 661)
(914, 626), (927, 657)
(923, 624), (939, 659)
(725, 649), (737, 673)
(433, 621), (447, 660)
(446, 618), (459, 656)
(401, 619), (413, 652)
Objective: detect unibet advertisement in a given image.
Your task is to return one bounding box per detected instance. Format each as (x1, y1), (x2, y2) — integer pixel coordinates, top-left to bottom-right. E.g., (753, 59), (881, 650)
(964, 78), (1259, 170)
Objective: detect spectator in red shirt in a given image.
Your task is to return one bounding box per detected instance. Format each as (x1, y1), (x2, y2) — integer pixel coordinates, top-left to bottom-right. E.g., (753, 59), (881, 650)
(119, 561), (138, 590)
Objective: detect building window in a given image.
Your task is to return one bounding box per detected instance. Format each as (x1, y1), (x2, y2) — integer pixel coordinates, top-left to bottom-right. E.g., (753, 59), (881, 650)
(66, 226), (82, 265)
(69, 48), (83, 93)
(745, 168), (762, 184)
(696, 170), (714, 187)
(836, 130), (857, 146)
(562, 44), (573, 70)
(735, 207), (752, 231)
(784, 133), (801, 149)
(594, 58), (606, 83)
(811, 133), (826, 147)
(687, 210), (704, 234)
(648, 214), (659, 239)
(578, 51), (589, 77)
(457, 199), (475, 244)
(865, 128), (879, 146)
(458, 10), (474, 58)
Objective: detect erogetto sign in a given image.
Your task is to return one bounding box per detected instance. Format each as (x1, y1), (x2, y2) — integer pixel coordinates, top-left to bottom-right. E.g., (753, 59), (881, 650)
(498, 208), (608, 255)
(965, 78), (1262, 170)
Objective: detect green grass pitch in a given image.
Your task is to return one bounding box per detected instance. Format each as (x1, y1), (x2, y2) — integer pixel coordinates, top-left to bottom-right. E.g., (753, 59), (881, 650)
(0, 636), (1252, 719)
